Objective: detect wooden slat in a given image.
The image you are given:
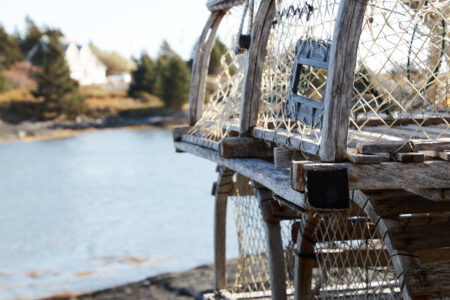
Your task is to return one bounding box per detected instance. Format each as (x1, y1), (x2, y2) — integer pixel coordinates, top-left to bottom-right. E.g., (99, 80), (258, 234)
(239, 0), (277, 136)
(189, 11), (225, 125)
(405, 261), (450, 296)
(214, 167), (234, 290)
(371, 197), (450, 217)
(172, 126), (190, 141)
(219, 137), (273, 158)
(291, 160), (450, 192)
(274, 147), (305, 168)
(412, 138), (450, 152)
(174, 141), (310, 210)
(356, 140), (413, 154)
(206, 0), (244, 11)
(406, 188), (450, 201)
(346, 150), (389, 164)
(181, 134), (219, 150)
(391, 152), (425, 163)
(389, 223), (450, 252)
(254, 184), (287, 300)
(319, 0), (369, 162)
(253, 127), (319, 156)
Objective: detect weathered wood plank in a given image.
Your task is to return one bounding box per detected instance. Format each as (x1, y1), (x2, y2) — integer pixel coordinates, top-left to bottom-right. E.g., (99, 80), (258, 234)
(412, 138), (450, 152)
(274, 147), (305, 168)
(291, 160), (450, 192)
(253, 127), (319, 156)
(174, 141), (309, 210)
(254, 184), (287, 300)
(294, 215), (319, 300)
(206, 0), (244, 11)
(405, 261), (450, 296)
(346, 150), (389, 164)
(319, 0), (369, 161)
(219, 137), (273, 158)
(406, 188), (450, 201)
(356, 140), (413, 154)
(214, 167), (234, 290)
(389, 223), (450, 252)
(181, 134), (219, 150)
(172, 126), (190, 141)
(189, 11), (225, 126)
(239, 0), (277, 136)
(391, 152), (425, 163)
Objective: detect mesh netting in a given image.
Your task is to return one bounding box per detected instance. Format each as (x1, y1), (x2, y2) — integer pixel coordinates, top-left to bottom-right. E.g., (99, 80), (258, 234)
(256, 0), (341, 154)
(313, 212), (401, 299)
(188, 2), (259, 144)
(349, 0), (450, 145)
(228, 175), (295, 298)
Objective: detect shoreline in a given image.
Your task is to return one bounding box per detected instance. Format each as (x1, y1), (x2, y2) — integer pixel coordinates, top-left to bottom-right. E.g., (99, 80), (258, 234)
(44, 260), (238, 300)
(0, 110), (188, 144)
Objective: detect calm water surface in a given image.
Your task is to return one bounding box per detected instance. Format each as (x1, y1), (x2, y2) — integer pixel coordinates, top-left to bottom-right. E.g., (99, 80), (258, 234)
(0, 129), (238, 299)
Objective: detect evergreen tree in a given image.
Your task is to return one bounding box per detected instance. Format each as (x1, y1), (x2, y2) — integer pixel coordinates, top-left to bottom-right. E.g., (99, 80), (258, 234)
(0, 26), (23, 69)
(208, 38), (227, 75)
(33, 34), (85, 118)
(128, 53), (157, 97)
(20, 16), (42, 54)
(161, 55), (190, 109)
(0, 65), (9, 92)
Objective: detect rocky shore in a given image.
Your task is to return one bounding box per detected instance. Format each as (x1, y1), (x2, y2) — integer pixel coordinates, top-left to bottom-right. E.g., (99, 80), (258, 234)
(0, 110), (188, 143)
(45, 260), (238, 300)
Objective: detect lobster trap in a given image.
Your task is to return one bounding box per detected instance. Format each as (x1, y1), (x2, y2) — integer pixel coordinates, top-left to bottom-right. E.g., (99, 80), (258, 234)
(174, 0), (450, 298)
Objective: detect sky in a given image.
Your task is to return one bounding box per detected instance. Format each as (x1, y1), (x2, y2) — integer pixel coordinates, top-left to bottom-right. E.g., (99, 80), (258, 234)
(0, 0), (211, 60)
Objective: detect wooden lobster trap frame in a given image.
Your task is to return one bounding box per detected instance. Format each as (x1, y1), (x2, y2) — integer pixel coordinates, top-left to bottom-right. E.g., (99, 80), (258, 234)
(174, 0), (450, 299)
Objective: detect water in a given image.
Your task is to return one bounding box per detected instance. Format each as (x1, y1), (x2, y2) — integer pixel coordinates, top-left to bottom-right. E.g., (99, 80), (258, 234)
(0, 129), (238, 300)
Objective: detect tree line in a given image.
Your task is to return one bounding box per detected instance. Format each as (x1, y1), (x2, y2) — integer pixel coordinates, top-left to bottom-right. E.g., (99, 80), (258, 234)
(0, 16), (230, 119)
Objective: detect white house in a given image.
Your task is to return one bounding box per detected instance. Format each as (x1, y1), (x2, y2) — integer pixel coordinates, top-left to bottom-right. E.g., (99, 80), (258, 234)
(27, 36), (108, 86)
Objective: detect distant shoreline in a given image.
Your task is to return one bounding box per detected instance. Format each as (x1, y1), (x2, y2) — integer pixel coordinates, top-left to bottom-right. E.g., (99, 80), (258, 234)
(0, 110), (188, 144)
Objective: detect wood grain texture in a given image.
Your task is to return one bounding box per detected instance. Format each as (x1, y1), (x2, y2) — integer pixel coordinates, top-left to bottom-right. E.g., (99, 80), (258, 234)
(389, 223), (450, 252)
(206, 0), (245, 11)
(405, 262), (450, 296)
(294, 215), (319, 300)
(319, 0), (369, 162)
(172, 126), (190, 141)
(174, 141), (309, 210)
(406, 188), (450, 201)
(254, 184), (287, 300)
(239, 0), (277, 136)
(214, 167), (234, 290)
(189, 11), (224, 126)
(274, 147), (306, 168)
(356, 141), (413, 154)
(219, 137), (273, 158)
(291, 160), (450, 191)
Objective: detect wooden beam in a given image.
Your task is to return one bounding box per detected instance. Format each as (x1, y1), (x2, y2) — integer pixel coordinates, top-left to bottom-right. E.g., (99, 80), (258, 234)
(346, 150), (389, 164)
(206, 0), (244, 11)
(239, 0), (277, 136)
(294, 215), (319, 300)
(391, 152), (425, 163)
(274, 147), (305, 168)
(189, 11), (225, 126)
(174, 141), (309, 210)
(254, 185), (287, 300)
(356, 141), (413, 154)
(214, 167), (234, 290)
(412, 138), (450, 152)
(406, 188), (450, 201)
(371, 196), (450, 217)
(389, 223), (450, 252)
(219, 137), (273, 158)
(172, 126), (190, 142)
(405, 262), (450, 296)
(319, 0), (369, 161)
(291, 160), (450, 192)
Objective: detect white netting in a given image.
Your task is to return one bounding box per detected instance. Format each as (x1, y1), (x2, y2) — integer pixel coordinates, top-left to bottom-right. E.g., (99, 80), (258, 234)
(256, 0), (341, 154)
(228, 175), (296, 298)
(313, 212), (401, 299)
(349, 0), (450, 145)
(188, 2), (259, 144)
